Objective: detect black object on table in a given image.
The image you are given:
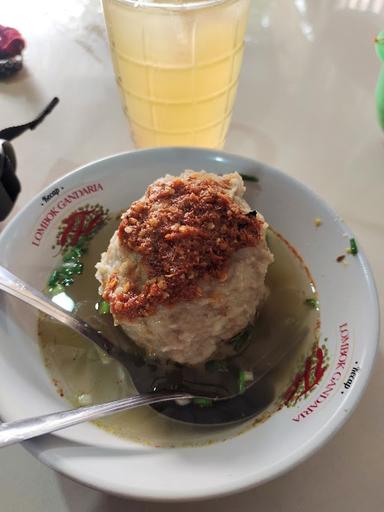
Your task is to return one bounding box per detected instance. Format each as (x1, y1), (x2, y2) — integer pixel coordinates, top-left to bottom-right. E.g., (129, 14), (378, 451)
(0, 97), (59, 221)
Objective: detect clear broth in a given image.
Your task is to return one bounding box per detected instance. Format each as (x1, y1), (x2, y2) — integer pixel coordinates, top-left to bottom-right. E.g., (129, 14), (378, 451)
(38, 220), (319, 447)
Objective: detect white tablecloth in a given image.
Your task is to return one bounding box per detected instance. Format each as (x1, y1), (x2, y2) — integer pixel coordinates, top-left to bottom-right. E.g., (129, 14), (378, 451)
(1, 0), (383, 510)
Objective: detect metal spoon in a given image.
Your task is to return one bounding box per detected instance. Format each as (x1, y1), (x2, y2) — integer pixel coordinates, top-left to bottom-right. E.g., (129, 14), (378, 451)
(0, 392), (192, 448)
(0, 265), (244, 400)
(0, 265), (303, 428)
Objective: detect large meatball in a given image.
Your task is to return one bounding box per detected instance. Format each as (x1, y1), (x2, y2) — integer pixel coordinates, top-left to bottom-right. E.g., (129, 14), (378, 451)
(95, 171), (273, 365)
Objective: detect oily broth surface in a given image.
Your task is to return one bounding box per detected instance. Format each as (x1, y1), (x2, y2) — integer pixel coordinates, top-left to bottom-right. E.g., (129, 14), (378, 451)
(38, 219), (319, 447)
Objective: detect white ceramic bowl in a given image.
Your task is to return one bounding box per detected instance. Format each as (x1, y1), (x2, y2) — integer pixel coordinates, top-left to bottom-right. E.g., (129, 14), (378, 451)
(0, 148), (379, 501)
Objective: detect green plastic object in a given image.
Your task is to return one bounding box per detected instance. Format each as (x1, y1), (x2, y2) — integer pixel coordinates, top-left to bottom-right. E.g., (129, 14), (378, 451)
(375, 31), (384, 130)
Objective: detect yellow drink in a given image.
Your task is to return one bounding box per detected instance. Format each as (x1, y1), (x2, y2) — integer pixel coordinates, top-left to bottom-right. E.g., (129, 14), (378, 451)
(103, 0), (250, 148)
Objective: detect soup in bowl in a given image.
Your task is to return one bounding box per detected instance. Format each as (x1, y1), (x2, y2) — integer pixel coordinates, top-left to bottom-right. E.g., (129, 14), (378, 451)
(0, 148), (378, 500)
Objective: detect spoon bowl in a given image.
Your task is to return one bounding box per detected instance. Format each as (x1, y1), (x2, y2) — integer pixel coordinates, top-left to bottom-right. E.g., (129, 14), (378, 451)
(0, 264), (299, 426)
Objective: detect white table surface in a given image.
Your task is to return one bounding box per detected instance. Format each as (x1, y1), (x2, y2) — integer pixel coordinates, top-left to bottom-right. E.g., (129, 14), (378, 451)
(1, 0), (384, 510)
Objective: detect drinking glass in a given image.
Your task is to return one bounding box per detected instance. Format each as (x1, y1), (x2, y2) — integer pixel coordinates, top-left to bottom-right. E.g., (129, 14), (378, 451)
(103, 0), (250, 148)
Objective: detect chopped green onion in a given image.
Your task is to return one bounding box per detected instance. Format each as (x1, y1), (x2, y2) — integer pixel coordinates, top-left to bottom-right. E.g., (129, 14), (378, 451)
(349, 238), (358, 255)
(61, 261), (83, 275)
(63, 247), (84, 262)
(238, 370), (246, 393)
(73, 246), (84, 257)
(62, 261), (78, 275)
(98, 300), (110, 315)
(48, 283), (65, 296)
(61, 268), (73, 277)
(48, 270), (60, 287)
(193, 398), (213, 408)
(239, 173), (259, 183)
(304, 298), (319, 309)
(205, 360), (228, 372)
(74, 263), (84, 275)
(238, 370), (254, 395)
(61, 277), (74, 287)
(63, 251), (75, 262)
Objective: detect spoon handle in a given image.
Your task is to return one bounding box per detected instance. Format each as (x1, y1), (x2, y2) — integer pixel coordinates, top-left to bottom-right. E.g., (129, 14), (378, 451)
(0, 392), (191, 448)
(0, 265), (117, 355)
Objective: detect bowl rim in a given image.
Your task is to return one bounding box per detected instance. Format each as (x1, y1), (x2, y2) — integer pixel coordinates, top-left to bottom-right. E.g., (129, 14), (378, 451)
(0, 147), (380, 501)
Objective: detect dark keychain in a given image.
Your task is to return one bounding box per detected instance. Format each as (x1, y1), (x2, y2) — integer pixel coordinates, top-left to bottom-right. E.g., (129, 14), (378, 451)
(0, 97), (59, 221)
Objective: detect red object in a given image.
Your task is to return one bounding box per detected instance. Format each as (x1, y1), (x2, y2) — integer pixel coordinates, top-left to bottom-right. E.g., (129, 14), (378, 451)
(59, 209), (104, 248)
(0, 25), (25, 59)
(283, 346), (327, 406)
